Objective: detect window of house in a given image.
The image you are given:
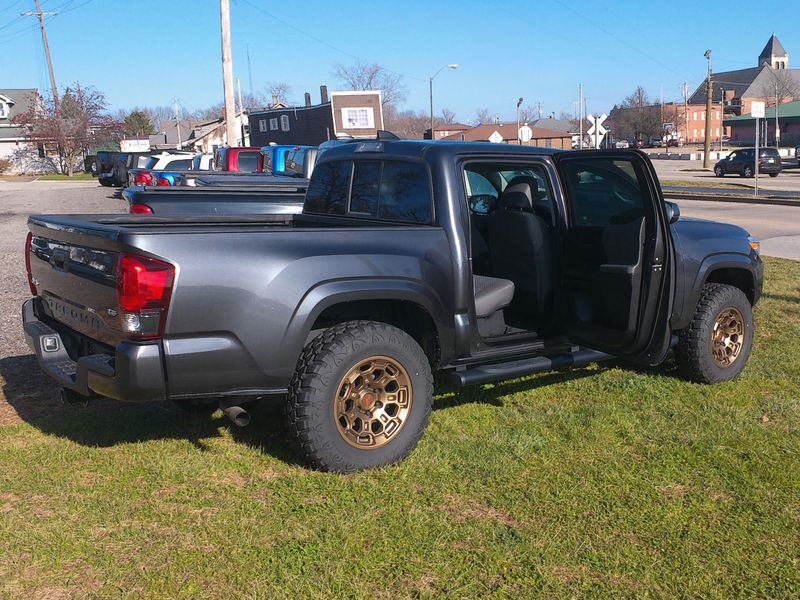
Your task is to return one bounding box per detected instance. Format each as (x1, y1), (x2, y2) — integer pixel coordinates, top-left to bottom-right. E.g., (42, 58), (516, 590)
(693, 112), (697, 121)
(701, 112), (705, 120)
(259, 119), (267, 133)
(280, 115), (290, 131)
(269, 118), (278, 131)
(0, 103), (7, 118)
(693, 129), (697, 138)
(342, 107), (375, 129)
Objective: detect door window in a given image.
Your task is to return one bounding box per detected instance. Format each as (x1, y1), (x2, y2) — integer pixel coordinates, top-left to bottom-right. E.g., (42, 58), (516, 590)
(562, 158), (646, 228)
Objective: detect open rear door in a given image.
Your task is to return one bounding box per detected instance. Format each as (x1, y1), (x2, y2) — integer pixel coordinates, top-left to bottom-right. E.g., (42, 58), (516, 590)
(553, 150), (674, 365)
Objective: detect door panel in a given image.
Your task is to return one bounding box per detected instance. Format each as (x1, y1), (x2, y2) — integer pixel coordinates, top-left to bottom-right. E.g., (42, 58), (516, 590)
(554, 151), (673, 362)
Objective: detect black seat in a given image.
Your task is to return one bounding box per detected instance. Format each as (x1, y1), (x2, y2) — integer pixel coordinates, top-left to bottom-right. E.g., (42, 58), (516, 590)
(473, 275), (514, 318)
(487, 176), (553, 320)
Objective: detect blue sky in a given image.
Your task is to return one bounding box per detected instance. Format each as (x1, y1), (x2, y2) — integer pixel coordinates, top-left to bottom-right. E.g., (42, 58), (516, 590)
(1, 0), (797, 122)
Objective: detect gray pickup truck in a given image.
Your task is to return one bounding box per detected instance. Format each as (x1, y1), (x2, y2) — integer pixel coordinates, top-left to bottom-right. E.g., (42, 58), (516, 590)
(23, 141), (763, 472)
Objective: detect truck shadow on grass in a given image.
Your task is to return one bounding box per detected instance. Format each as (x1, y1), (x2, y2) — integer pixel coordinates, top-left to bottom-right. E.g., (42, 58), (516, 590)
(2, 353), (617, 464)
(0, 354), (302, 465)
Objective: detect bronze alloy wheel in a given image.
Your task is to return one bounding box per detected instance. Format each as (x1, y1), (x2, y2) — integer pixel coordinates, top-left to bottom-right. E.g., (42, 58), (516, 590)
(334, 355), (413, 449)
(710, 307), (745, 368)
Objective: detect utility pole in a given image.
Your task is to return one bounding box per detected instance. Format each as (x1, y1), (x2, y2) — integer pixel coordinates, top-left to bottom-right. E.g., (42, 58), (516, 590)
(246, 44), (254, 99)
(680, 82), (689, 147)
(578, 83), (584, 149)
(703, 50), (713, 168)
(775, 80), (780, 147)
(516, 97), (523, 145)
(219, 0), (238, 147)
(22, 0), (59, 114)
(173, 97), (182, 149)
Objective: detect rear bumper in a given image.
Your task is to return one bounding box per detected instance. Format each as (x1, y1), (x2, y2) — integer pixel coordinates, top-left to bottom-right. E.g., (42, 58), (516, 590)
(22, 298), (166, 402)
(758, 164), (781, 174)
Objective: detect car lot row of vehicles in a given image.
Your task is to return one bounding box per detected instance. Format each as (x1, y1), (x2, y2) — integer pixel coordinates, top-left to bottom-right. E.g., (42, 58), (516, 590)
(89, 144), (319, 188)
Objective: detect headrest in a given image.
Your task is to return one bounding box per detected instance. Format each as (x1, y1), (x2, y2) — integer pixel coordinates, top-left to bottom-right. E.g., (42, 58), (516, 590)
(497, 176), (538, 211)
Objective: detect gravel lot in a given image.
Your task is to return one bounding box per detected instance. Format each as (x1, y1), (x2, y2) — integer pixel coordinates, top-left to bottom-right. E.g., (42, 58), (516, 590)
(0, 180), (126, 424)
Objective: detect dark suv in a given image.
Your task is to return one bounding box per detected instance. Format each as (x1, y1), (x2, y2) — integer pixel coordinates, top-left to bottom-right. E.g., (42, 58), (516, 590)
(714, 147), (782, 178)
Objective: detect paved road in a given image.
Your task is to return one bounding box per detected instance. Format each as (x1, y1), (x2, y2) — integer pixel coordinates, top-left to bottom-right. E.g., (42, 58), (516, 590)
(653, 158), (800, 193)
(672, 197), (800, 260)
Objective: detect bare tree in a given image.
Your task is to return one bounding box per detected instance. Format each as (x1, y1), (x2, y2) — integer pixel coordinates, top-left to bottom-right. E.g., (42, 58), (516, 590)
(609, 86), (662, 140)
(474, 108), (491, 124)
(14, 84), (114, 175)
(333, 61), (407, 107)
(265, 81), (292, 105)
(384, 107), (430, 139)
(760, 68), (800, 106)
(441, 107), (456, 124)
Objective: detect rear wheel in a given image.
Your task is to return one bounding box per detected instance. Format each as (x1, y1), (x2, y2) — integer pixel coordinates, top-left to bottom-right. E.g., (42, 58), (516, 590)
(98, 177), (113, 187)
(769, 172), (779, 178)
(286, 321), (433, 472)
(676, 283), (754, 383)
(714, 165), (725, 177)
(743, 165), (754, 178)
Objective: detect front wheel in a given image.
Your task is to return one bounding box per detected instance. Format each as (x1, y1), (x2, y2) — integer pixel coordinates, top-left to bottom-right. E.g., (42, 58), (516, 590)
(743, 165), (754, 178)
(714, 165), (725, 177)
(676, 284), (754, 383)
(286, 321), (433, 472)
(769, 172), (779, 178)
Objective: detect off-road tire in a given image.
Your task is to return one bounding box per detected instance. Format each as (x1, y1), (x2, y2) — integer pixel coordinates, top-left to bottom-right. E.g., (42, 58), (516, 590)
(676, 283), (754, 383)
(286, 321), (433, 472)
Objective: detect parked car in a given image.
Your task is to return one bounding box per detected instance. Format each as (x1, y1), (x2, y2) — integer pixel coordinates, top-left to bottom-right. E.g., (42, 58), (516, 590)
(665, 138), (680, 148)
(280, 146), (319, 178)
(213, 146), (263, 172)
(614, 140), (630, 149)
(649, 138), (663, 148)
(714, 147), (782, 178)
(795, 144), (799, 161)
(127, 152), (196, 187)
(23, 142), (763, 472)
(633, 139), (645, 148)
(149, 154), (215, 187)
(261, 144), (296, 175)
(93, 151), (120, 186)
(123, 184), (306, 215)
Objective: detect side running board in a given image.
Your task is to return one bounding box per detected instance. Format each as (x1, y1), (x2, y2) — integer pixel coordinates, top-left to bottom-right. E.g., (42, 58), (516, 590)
(449, 349), (613, 387)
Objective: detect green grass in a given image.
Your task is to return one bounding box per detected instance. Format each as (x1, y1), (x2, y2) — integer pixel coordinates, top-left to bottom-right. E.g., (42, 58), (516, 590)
(1, 256), (799, 598)
(36, 173), (95, 181)
(660, 179), (753, 189)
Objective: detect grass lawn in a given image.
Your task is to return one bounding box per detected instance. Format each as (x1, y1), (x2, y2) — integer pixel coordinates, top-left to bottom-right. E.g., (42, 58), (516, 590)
(660, 179), (753, 190)
(36, 173), (95, 181)
(1, 257), (798, 598)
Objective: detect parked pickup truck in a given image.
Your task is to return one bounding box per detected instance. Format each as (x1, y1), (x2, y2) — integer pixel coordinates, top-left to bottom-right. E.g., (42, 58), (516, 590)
(123, 184), (306, 215)
(213, 146), (263, 172)
(23, 141), (763, 472)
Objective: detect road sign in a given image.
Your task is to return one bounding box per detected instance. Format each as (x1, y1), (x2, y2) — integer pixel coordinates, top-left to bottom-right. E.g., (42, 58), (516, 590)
(518, 125), (533, 143)
(751, 101), (765, 118)
(587, 114), (608, 148)
(488, 131), (504, 144)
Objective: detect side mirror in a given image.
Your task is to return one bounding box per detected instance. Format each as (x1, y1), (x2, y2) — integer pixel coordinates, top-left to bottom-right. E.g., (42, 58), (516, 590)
(665, 201), (680, 224)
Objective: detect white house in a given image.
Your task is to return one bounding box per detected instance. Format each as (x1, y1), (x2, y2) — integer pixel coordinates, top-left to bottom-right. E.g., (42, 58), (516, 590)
(0, 88), (37, 171)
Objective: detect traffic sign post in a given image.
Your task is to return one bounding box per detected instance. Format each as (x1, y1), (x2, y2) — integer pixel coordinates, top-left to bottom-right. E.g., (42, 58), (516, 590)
(752, 101), (765, 197)
(586, 114), (608, 149)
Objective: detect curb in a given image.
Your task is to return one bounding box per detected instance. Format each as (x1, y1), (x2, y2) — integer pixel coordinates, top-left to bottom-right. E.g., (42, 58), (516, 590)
(663, 192), (800, 207)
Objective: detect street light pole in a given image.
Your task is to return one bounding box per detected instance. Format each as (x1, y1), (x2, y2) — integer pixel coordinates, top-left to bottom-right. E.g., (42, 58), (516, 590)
(703, 49), (713, 168)
(516, 97), (523, 145)
(429, 64), (458, 140)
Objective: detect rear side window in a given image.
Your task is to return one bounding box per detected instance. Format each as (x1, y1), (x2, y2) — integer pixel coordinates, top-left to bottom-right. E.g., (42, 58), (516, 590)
(237, 151), (260, 172)
(304, 160), (352, 215)
(144, 157), (159, 169)
(378, 162), (431, 223)
(167, 159), (191, 170)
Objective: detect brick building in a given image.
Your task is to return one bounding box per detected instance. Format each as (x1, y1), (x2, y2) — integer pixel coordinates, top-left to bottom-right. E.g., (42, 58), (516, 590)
(439, 123), (572, 148)
(249, 87), (383, 147)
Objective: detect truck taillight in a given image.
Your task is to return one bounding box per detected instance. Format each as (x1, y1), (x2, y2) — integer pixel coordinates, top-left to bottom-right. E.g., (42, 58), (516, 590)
(130, 203), (153, 214)
(134, 171), (152, 186)
(156, 176), (170, 186)
(25, 232), (37, 296)
(116, 254), (175, 340)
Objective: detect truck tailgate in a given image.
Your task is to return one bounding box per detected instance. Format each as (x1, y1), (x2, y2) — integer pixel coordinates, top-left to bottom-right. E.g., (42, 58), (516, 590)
(28, 218), (128, 347)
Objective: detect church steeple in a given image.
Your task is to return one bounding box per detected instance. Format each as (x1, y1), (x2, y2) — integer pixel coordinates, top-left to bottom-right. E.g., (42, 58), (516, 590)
(758, 34), (788, 69)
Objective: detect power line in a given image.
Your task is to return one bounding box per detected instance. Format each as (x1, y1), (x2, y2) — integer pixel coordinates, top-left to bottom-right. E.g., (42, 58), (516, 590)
(238, 0), (424, 81)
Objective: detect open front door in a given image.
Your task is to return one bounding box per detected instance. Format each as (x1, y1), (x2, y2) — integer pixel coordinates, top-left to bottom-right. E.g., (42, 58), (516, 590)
(553, 150), (674, 365)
